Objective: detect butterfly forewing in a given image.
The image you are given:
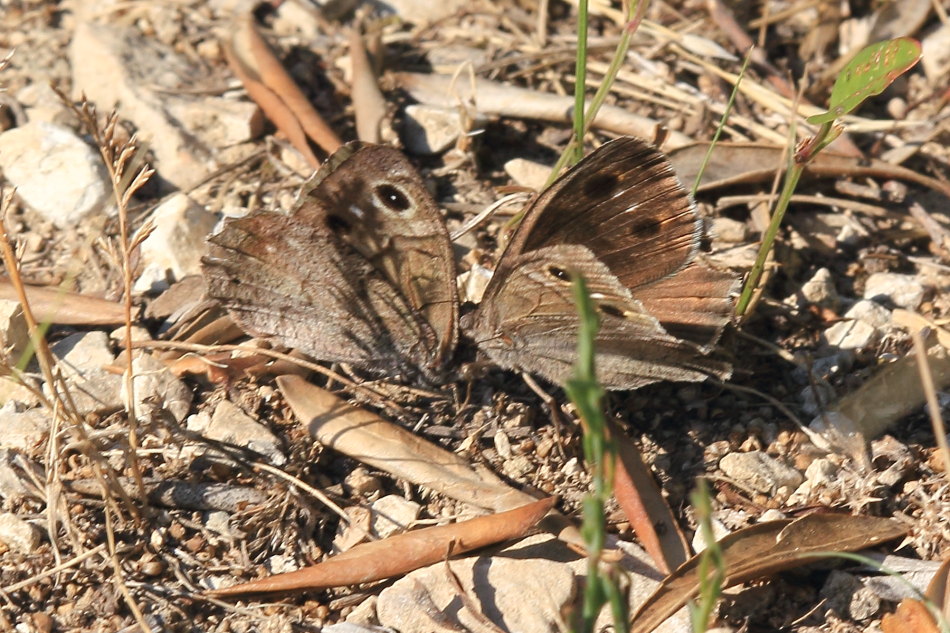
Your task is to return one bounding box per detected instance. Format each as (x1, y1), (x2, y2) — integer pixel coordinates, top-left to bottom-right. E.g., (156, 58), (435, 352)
(202, 143), (457, 379)
(498, 137), (701, 291)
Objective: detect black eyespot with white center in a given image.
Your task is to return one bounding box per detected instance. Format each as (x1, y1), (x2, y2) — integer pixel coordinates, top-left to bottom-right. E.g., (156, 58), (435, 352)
(375, 184), (411, 213)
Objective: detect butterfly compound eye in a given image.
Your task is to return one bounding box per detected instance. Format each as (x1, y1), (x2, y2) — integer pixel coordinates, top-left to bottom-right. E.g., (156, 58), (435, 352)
(374, 184), (411, 213)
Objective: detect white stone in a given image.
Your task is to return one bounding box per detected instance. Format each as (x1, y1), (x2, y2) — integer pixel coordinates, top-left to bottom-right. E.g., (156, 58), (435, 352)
(402, 104), (464, 155)
(0, 512), (41, 554)
(50, 331), (123, 414)
(134, 193), (220, 292)
(69, 21), (213, 190)
(0, 300), (29, 364)
(845, 299), (892, 328)
(823, 319), (876, 350)
(375, 0), (466, 23)
(719, 451), (803, 494)
(504, 157), (549, 190)
(375, 543), (576, 633)
(800, 267), (839, 309)
(921, 21), (950, 82)
(690, 517), (730, 553)
(863, 272), (925, 310)
(0, 403), (49, 452)
(0, 121), (111, 227)
(15, 82), (73, 126)
(370, 495), (421, 539)
(710, 217), (748, 243)
(205, 400), (286, 465)
(122, 353), (193, 424)
(166, 98), (263, 150)
(0, 449), (38, 500)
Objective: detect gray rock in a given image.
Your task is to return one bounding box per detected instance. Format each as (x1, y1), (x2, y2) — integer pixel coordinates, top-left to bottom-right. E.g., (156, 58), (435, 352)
(504, 157), (549, 190)
(205, 400), (287, 465)
(15, 82), (74, 126)
(800, 267), (839, 309)
(134, 193), (220, 292)
(369, 534), (690, 633)
(0, 512), (41, 554)
(709, 217), (748, 243)
(376, 0), (466, 23)
(921, 21), (950, 82)
(402, 104), (463, 155)
(370, 495), (421, 539)
(863, 272), (925, 310)
(0, 121), (111, 227)
(0, 403), (49, 452)
(122, 354), (193, 424)
(50, 331), (123, 415)
(69, 22), (218, 189)
(690, 517), (730, 553)
(820, 570), (881, 621)
(719, 451), (803, 494)
(0, 449), (40, 500)
(845, 299), (892, 328)
(0, 300), (29, 365)
(375, 542), (576, 633)
(799, 380), (835, 416)
(823, 319), (876, 350)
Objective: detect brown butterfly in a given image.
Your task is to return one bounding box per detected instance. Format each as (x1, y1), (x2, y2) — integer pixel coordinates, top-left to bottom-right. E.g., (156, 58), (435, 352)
(202, 137), (736, 389)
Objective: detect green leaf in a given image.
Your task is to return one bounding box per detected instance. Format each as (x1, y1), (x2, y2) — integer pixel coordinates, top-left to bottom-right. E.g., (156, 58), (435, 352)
(806, 37), (921, 125)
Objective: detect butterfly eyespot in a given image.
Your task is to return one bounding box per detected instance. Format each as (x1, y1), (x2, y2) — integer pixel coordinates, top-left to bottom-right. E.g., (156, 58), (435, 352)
(583, 172), (619, 197)
(599, 304), (625, 318)
(629, 216), (662, 236)
(326, 214), (351, 235)
(375, 184), (411, 213)
(547, 266), (570, 281)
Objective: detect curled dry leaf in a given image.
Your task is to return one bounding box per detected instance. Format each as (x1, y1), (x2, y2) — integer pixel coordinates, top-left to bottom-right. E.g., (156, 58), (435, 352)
(0, 279), (127, 325)
(208, 496), (556, 596)
(278, 375), (535, 512)
(630, 513), (907, 633)
(225, 13), (342, 166)
(609, 417), (690, 574)
(348, 28), (386, 143)
(818, 343), (950, 442)
(277, 375), (583, 545)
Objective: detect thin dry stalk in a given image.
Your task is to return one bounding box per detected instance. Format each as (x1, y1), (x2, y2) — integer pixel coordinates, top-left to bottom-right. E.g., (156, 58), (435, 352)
(68, 97), (156, 501)
(910, 329), (950, 477)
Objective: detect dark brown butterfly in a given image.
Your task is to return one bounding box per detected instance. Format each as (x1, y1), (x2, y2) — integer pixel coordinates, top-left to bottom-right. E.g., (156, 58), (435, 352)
(202, 137), (736, 389)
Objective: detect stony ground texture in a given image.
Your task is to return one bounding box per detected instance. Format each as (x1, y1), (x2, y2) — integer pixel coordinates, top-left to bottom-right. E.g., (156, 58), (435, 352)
(0, 0), (948, 632)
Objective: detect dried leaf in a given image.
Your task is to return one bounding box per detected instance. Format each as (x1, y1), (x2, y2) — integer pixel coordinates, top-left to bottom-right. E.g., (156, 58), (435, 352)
(0, 280), (127, 325)
(226, 14), (342, 165)
(881, 599), (940, 633)
(277, 375), (584, 546)
(610, 418), (689, 574)
(278, 375), (535, 512)
(349, 28), (386, 143)
(630, 514), (906, 633)
(821, 343), (950, 441)
(668, 142), (950, 203)
(209, 496), (556, 596)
